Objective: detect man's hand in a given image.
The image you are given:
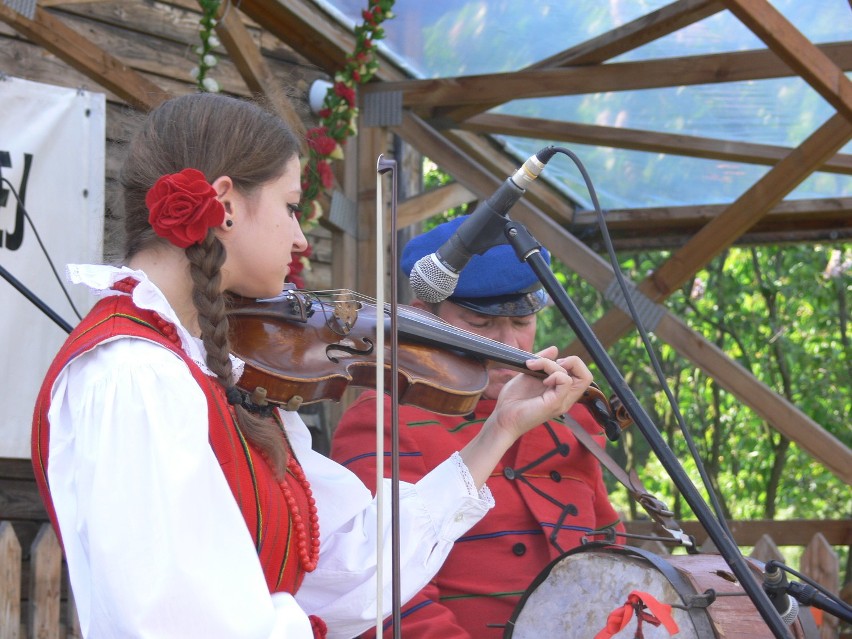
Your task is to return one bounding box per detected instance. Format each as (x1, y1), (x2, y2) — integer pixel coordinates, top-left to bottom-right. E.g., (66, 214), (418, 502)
(459, 347), (592, 488)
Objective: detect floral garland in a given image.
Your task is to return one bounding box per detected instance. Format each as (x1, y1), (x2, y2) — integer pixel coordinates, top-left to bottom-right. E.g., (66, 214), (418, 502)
(290, 0), (395, 287)
(191, 0), (222, 93)
(190, 0), (396, 288)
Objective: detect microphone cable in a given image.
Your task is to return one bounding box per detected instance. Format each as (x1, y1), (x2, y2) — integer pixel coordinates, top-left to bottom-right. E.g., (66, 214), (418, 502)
(765, 560), (852, 624)
(1, 176), (82, 323)
(542, 146), (735, 542)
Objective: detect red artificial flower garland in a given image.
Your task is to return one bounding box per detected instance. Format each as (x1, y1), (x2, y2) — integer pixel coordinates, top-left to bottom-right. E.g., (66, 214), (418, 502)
(289, 0), (395, 289)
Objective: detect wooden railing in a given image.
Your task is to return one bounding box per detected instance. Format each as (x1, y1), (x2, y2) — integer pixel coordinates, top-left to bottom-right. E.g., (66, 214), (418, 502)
(0, 521), (80, 639)
(1, 519), (848, 638)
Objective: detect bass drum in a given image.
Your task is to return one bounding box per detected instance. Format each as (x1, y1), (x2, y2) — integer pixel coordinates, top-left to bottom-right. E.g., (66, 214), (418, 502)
(504, 544), (818, 639)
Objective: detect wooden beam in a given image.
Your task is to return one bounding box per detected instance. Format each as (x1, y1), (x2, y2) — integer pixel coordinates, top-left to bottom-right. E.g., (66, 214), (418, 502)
(721, 0), (852, 123)
(390, 111), (852, 486)
(657, 312), (852, 485)
(441, 0), (725, 121)
(365, 42), (852, 112)
(233, 0), (351, 74)
(581, 113), (852, 337)
(236, 0), (408, 82)
(573, 201), (852, 251)
(625, 519), (851, 547)
(0, 478), (45, 521)
(398, 182), (474, 228)
(572, 198), (852, 231)
(596, 227), (852, 251)
(459, 113), (852, 176)
(210, 1), (306, 139)
(39, 0), (114, 6)
(573, 197), (852, 249)
(354, 126), (387, 299)
(536, 0), (723, 67)
(0, 3), (168, 111)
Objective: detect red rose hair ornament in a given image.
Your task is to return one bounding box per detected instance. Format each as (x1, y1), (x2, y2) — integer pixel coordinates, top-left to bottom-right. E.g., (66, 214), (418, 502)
(146, 168), (225, 248)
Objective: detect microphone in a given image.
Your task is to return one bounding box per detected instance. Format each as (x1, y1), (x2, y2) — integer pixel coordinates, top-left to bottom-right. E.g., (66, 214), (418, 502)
(409, 146), (557, 303)
(763, 561), (799, 625)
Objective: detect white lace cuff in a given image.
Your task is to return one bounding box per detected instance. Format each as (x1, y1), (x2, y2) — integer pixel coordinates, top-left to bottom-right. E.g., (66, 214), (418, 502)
(450, 451), (494, 505)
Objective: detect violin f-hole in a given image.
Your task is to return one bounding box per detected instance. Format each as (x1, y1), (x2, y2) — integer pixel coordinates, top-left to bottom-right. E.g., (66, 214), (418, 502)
(326, 337), (375, 363)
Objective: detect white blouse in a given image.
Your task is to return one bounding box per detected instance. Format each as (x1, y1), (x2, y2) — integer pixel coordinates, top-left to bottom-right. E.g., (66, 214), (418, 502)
(45, 264), (493, 639)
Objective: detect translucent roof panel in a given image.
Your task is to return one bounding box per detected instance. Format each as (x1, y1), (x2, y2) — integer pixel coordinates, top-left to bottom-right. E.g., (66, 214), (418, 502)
(319, 0), (852, 211)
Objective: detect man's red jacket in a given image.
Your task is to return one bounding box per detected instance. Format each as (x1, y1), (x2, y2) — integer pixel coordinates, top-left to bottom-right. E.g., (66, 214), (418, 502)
(331, 391), (624, 638)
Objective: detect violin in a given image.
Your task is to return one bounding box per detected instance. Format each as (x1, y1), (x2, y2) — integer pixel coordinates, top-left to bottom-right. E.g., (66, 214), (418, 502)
(227, 289), (631, 437)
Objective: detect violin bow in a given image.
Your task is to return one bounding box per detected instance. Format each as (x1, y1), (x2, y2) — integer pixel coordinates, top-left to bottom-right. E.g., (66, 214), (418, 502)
(375, 154), (403, 639)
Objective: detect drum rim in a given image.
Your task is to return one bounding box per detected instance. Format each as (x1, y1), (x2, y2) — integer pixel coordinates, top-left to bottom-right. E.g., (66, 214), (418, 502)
(502, 542), (716, 639)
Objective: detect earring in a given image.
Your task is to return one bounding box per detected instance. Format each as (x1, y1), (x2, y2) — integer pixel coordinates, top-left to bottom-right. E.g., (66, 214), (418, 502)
(225, 219), (234, 228)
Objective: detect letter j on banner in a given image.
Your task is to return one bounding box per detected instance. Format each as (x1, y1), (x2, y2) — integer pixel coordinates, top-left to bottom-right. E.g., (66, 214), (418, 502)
(0, 76), (105, 458)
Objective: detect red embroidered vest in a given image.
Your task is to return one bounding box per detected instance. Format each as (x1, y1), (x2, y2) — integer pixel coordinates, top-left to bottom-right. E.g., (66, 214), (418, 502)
(31, 290), (312, 595)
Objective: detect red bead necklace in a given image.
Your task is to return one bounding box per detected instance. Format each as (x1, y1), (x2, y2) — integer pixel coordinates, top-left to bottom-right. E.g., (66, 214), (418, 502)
(281, 453), (321, 573)
(112, 277), (181, 345)
(112, 276), (320, 571)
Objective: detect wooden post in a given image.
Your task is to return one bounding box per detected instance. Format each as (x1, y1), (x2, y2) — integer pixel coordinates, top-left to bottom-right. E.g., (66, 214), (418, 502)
(0, 522), (22, 639)
(750, 533), (786, 565)
(699, 536), (718, 554)
(636, 539), (670, 555)
(355, 125), (388, 299)
(801, 533), (840, 639)
(28, 523), (61, 639)
(66, 573), (82, 639)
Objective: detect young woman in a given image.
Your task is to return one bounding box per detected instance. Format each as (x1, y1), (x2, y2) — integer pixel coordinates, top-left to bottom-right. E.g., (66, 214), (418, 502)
(31, 92), (592, 639)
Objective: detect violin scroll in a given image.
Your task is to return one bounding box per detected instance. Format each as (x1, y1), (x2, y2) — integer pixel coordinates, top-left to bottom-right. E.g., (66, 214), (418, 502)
(581, 383), (632, 441)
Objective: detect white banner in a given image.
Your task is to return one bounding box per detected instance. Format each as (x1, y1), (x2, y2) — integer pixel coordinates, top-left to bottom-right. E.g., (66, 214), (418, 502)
(0, 76), (105, 458)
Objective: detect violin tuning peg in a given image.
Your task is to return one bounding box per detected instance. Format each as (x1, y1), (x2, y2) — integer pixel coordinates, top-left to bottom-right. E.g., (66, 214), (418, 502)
(250, 387), (269, 407)
(285, 395), (304, 412)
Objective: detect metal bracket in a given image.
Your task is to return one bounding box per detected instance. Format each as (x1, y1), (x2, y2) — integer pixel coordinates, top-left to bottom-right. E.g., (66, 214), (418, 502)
(327, 190), (359, 238)
(604, 278), (666, 332)
(361, 90), (402, 128)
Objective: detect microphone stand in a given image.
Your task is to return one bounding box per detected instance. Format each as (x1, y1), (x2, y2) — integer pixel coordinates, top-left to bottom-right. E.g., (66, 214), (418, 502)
(501, 220), (793, 639)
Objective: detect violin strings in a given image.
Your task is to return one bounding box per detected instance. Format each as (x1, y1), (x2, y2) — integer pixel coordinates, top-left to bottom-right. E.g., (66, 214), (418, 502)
(298, 289), (538, 363)
(385, 301), (537, 363)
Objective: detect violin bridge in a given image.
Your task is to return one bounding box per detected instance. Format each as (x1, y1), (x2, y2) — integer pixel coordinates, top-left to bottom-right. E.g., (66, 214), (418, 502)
(327, 295), (359, 336)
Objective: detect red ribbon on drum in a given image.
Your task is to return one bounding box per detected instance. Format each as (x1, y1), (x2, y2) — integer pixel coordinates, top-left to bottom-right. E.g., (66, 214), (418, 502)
(594, 590), (680, 639)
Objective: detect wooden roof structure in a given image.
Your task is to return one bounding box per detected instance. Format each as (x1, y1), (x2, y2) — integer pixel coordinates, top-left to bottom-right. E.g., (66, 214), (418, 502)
(1, 0), (850, 491)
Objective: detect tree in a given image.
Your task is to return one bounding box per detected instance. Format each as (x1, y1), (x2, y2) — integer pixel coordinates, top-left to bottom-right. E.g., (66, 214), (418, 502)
(536, 245), (851, 524)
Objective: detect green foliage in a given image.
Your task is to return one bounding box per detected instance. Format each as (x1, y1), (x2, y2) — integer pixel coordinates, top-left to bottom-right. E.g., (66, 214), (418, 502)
(535, 246), (851, 525)
(418, 162), (850, 573)
(421, 160), (470, 229)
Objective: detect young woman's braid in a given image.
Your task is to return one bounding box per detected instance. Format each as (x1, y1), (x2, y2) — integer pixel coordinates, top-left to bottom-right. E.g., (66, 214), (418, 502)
(186, 233), (231, 381)
(119, 93), (300, 478)
(186, 231), (288, 477)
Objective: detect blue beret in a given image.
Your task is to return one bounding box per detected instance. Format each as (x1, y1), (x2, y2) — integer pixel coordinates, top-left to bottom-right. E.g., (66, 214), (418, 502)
(401, 215), (550, 316)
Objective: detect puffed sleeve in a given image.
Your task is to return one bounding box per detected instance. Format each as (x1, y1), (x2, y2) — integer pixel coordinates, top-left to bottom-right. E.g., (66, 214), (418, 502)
(47, 338), (313, 638)
(282, 410), (493, 639)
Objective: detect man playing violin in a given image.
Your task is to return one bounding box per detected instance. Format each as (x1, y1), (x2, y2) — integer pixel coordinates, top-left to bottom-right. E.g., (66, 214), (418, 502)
(331, 215), (625, 639)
